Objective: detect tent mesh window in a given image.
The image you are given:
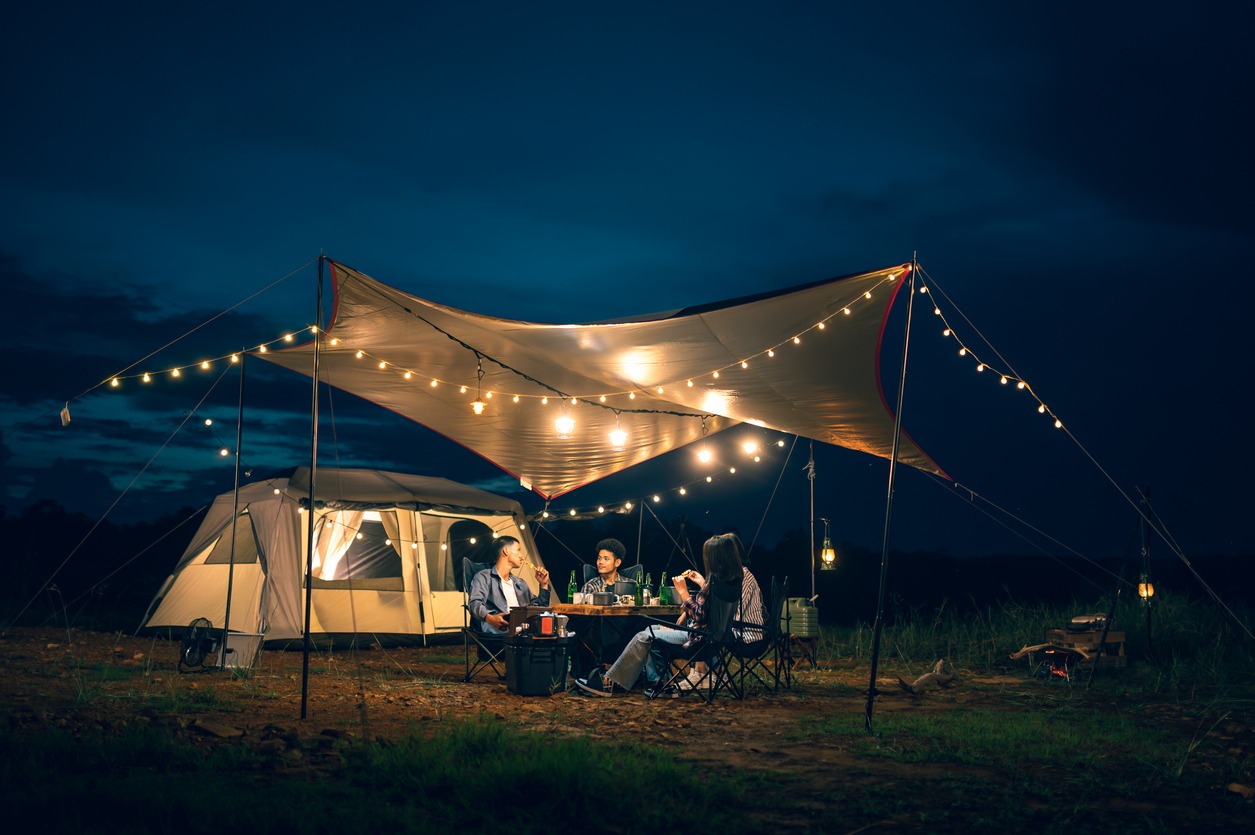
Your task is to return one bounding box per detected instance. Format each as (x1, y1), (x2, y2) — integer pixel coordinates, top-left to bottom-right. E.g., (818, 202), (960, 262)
(203, 511), (260, 564)
(447, 519), (494, 592)
(309, 510), (404, 590)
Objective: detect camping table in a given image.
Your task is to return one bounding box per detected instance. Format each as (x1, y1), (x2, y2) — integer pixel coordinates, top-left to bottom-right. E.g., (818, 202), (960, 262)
(509, 603), (683, 671)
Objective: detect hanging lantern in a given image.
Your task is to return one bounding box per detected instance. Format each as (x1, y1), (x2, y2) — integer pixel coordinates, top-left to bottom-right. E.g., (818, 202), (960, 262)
(820, 518), (837, 570)
(1138, 572), (1155, 607)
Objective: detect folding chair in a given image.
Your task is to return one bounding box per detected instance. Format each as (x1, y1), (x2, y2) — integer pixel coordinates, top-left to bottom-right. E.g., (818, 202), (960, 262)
(643, 589), (740, 703)
(724, 576), (788, 696)
(462, 558), (507, 682)
(581, 563), (642, 586)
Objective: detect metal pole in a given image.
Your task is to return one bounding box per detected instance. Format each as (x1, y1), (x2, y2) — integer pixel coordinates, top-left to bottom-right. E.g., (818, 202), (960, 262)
(300, 255), (324, 720)
(865, 257), (919, 734)
(218, 350), (246, 668)
(1139, 490), (1153, 655)
(806, 441), (816, 600)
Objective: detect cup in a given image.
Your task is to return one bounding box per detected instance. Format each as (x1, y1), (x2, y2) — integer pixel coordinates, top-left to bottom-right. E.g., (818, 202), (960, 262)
(572, 592), (585, 605)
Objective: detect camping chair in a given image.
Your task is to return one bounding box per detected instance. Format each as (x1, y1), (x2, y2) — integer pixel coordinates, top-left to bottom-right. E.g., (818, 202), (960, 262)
(723, 576), (789, 696)
(642, 589), (740, 704)
(462, 558), (507, 682)
(581, 563), (642, 587)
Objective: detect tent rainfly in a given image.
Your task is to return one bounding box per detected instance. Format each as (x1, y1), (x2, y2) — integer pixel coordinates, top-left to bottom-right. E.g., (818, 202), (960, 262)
(139, 467), (545, 645)
(258, 259), (947, 502)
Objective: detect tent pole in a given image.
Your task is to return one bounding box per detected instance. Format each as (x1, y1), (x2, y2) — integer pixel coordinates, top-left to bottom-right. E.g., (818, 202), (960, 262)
(806, 441), (816, 600)
(300, 254), (325, 720)
(864, 255), (919, 734)
(218, 349), (246, 668)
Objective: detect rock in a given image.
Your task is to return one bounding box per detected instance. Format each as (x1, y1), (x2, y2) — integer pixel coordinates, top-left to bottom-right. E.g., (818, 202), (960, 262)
(1227, 783), (1255, 800)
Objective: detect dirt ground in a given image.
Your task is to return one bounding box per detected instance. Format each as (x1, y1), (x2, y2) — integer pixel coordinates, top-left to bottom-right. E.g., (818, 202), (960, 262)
(3, 627), (1253, 831)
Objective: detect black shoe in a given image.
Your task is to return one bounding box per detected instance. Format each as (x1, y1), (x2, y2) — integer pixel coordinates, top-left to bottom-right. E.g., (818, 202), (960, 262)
(575, 668), (620, 697)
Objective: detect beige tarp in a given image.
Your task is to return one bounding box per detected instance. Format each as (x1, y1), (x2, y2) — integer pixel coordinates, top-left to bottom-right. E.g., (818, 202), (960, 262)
(258, 260), (946, 500)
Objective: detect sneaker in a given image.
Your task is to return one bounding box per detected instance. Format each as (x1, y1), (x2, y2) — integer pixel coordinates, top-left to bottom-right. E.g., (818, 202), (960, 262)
(574, 668), (621, 697)
(646, 684), (682, 699)
(676, 668), (705, 691)
(575, 677), (612, 697)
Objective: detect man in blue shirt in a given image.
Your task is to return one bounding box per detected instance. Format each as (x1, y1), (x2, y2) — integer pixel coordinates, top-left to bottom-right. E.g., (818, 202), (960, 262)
(467, 535), (550, 634)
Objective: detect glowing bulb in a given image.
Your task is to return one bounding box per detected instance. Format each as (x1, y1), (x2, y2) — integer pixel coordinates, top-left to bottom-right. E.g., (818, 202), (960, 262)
(411, 542), (417, 549)
(706, 476), (712, 483)
(742, 440), (758, 455)
(1038, 404), (1047, 413)
(356, 350), (364, 359)
(934, 308), (941, 315)
(219, 448), (229, 456)
(609, 427), (628, 450)
(629, 392), (636, 399)
(569, 509), (576, 516)
(624, 502), (633, 510)
(110, 378), (119, 387)
(888, 273), (897, 281)
(555, 414), (575, 438)
(273, 488), (280, 495)
(1054, 419), (1063, 429)
(697, 447), (713, 464)
(430, 379), (438, 387)
(777, 440), (785, 447)
(679, 487), (687, 495)
(356, 533), (364, 540)
(171, 368), (180, 377)
(513, 395), (520, 403)
(793, 336), (801, 344)
(977, 364), (985, 372)
(754, 455), (761, 462)
(378, 361), (387, 369)
(842, 308), (850, 315)
(818, 322), (825, 329)
(201, 361), (210, 369)
(142, 373), (151, 383)
(767, 350), (775, 357)
(958, 348), (967, 356)
(440, 543), (447, 550)
(471, 399), (485, 415)
(460, 385), (468, 394)
(741, 361), (748, 369)
(943, 328), (951, 337)
(600, 395), (607, 402)
(729, 467), (736, 474)
(310, 326), (318, 334)
(542, 397), (549, 405)
(687, 380), (694, 387)
(864, 291), (872, 299)
(657, 386), (664, 393)
(469, 537), (477, 544)
(571, 397), (577, 405)
(1017, 381), (1026, 390)
(284, 334), (294, 342)
(919, 286), (929, 294)
(330, 338), (339, 346)
(404, 371), (412, 380)
(598, 506), (605, 513)
(486, 391), (493, 399)
(653, 495), (661, 503)
(258, 345), (268, 353)
(1000, 376), (1008, 385)
(204, 419), (213, 426)
(230, 354), (239, 363)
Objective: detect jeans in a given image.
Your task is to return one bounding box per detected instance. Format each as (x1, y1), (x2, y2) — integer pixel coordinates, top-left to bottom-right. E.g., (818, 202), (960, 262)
(604, 624), (689, 690)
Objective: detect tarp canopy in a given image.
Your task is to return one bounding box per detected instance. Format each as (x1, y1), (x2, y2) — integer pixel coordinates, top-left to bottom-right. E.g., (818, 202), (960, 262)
(258, 260), (946, 500)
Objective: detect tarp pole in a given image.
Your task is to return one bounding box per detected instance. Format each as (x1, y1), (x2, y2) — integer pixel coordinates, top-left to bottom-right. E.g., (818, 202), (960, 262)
(300, 255), (325, 720)
(806, 441), (816, 600)
(218, 349), (246, 668)
(864, 255), (919, 734)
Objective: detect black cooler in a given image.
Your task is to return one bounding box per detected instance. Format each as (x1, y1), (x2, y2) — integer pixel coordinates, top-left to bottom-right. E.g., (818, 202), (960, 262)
(504, 634), (570, 695)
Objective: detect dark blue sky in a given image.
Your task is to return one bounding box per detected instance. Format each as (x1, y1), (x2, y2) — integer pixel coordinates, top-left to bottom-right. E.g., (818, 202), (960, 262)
(2, 3), (1251, 560)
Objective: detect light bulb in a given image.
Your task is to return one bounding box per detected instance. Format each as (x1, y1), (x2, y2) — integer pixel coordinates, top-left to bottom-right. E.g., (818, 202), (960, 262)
(201, 361), (210, 369)
(204, 419), (213, 426)
(404, 371), (412, 380)
(258, 345), (268, 353)
(653, 495), (661, 503)
(555, 414), (575, 438)
(513, 395), (520, 403)
(471, 399), (485, 415)
(430, 379), (438, 387)
(842, 308), (850, 315)
(569, 509), (576, 516)
(741, 361), (748, 369)
(768, 350), (775, 357)
(219, 448), (229, 456)
(142, 373), (151, 382)
(697, 447), (712, 464)
(624, 502), (633, 510)
(1054, 419), (1063, 429)
(598, 506), (605, 513)
(609, 427), (628, 450)
(355, 350), (363, 359)
(793, 336), (801, 344)
(679, 488), (687, 495)
(110, 378), (119, 387)
(171, 368), (180, 377)
(460, 385), (467, 394)
(959, 348), (967, 356)
(284, 334), (294, 342)
(231, 354), (239, 363)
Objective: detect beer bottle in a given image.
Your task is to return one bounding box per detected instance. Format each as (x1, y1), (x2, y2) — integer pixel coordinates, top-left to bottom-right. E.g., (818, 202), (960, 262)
(659, 572), (669, 604)
(634, 576), (644, 606)
(567, 571), (577, 602)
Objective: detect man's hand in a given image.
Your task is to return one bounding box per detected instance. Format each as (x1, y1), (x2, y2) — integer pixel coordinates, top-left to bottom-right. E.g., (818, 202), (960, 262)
(487, 613), (510, 630)
(535, 566), (550, 588)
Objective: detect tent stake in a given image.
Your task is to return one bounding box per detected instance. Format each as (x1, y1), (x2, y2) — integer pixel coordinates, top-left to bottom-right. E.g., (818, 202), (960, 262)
(864, 254), (919, 734)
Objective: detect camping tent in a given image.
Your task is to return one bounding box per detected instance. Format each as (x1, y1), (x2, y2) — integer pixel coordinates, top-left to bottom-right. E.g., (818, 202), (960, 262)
(258, 259), (946, 500)
(139, 467), (544, 645)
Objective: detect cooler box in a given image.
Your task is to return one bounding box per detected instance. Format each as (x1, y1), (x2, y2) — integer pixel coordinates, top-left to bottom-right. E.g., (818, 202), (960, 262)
(504, 635), (570, 695)
(220, 632), (264, 670)
(782, 598), (819, 638)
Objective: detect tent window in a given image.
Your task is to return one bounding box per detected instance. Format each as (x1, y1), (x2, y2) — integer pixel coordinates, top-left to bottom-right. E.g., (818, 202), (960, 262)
(311, 510), (403, 584)
(448, 519), (494, 592)
(204, 511), (260, 565)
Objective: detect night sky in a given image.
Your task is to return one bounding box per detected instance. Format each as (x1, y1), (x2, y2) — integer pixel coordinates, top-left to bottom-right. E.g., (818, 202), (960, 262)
(2, 3), (1251, 563)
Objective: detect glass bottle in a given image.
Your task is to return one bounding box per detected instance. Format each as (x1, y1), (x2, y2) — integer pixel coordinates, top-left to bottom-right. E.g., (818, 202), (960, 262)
(567, 570), (577, 602)
(659, 572), (669, 605)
